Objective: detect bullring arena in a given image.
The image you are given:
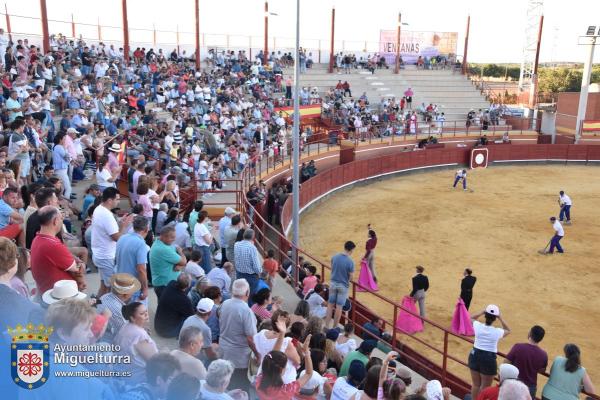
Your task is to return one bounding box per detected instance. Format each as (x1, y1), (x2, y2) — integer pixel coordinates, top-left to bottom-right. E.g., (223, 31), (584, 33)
(298, 163), (600, 384)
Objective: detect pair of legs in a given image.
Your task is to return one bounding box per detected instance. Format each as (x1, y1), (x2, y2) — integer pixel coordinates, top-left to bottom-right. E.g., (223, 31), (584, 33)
(325, 282), (348, 329)
(366, 252), (377, 281)
(413, 289), (426, 317)
(468, 348), (497, 399)
(549, 234), (564, 253)
(453, 176), (467, 190)
(559, 205), (571, 222)
(92, 256), (115, 297)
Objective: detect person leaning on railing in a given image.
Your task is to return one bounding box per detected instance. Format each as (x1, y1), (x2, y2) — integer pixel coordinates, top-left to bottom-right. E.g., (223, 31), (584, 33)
(541, 343), (596, 400)
(468, 304), (510, 400)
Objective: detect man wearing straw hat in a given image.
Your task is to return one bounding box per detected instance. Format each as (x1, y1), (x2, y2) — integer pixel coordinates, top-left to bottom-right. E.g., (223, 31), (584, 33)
(97, 273), (141, 342)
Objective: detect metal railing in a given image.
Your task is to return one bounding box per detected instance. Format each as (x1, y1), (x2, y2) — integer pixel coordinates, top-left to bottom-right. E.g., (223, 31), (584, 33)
(235, 140), (599, 400)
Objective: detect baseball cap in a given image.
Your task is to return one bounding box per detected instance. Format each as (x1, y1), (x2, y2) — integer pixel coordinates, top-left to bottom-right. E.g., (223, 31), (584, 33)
(196, 298), (215, 313)
(224, 207), (237, 216)
(358, 340), (376, 354)
(326, 329), (340, 342)
(485, 304), (500, 316)
(347, 360), (367, 384)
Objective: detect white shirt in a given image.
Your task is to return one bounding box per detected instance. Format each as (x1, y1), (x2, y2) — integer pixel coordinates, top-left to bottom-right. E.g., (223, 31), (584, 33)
(559, 194), (572, 206)
(456, 169), (466, 178)
(96, 168), (114, 188)
(194, 222), (211, 247)
(472, 320), (504, 353)
(331, 377), (359, 400)
(553, 220), (564, 237)
(91, 204), (119, 259)
(185, 261), (206, 279)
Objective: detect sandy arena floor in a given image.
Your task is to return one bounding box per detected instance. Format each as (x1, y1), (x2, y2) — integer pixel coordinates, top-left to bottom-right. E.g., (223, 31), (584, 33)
(299, 165), (600, 383)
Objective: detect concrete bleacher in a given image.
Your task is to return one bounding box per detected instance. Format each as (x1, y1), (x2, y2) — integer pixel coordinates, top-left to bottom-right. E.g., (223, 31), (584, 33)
(288, 63), (491, 124)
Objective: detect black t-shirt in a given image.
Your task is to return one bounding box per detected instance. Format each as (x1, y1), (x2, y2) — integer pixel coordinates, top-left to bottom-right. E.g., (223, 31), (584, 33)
(154, 281), (194, 338)
(26, 211), (63, 249)
(81, 52), (92, 66)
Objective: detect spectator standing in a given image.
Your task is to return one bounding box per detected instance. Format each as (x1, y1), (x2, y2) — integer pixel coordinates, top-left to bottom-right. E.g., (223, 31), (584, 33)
(170, 326), (207, 381)
(219, 279), (259, 392)
(154, 273), (195, 338)
(52, 132), (72, 200)
(542, 344), (595, 400)
(149, 225), (187, 299)
(91, 187), (133, 297)
(233, 229), (263, 296)
(506, 325), (548, 398)
(460, 268), (477, 310)
(30, 205), (86, 294)
(468, 305), (511, 400)
(225, 214), (243, 266)
(25, 187), (59, 249)
(115, 216), (150, 303)
(410, 265), (429, 318)
(218, 207), (236, 265)
(193, 210), (214, 273)
(325, 240), (356, 329)
(180, 297), (219, 361)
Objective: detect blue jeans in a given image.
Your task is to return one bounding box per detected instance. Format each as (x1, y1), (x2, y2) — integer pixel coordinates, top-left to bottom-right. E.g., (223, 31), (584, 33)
(549, 234), (564, 253)
(328, 282), (349, 306)
(198, 245), (213, 273)
(559, 205), (571, 221)
(453, 176), (466, 189)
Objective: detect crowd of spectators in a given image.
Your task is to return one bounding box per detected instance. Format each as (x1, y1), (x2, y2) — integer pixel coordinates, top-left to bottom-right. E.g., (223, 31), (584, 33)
(0, 29), (595, 400)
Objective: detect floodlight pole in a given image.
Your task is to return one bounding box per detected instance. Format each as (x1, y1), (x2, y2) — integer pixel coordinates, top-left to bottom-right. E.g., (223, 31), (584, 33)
(394, 13), (402, 74)
(328, 7), (335, 73)
(195, 0), (201, 70)
(291, 0), (301, 284)
(462, 15), (470, 75)
(575, 37), (597, 143)
(39, 0), (50, 53)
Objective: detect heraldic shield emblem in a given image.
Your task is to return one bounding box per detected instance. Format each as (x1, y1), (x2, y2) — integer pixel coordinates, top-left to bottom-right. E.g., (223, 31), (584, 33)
(9, 323), (52, 390)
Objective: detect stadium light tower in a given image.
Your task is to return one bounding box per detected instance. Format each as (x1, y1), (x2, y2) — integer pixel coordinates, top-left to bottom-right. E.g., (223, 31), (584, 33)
(575, 26), (600, 143)
(518, 0), (544, 93)
(291, 0), (301, 284)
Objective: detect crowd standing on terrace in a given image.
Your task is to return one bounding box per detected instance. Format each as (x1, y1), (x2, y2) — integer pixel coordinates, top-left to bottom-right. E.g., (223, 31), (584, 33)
(0, 28), (595, 400)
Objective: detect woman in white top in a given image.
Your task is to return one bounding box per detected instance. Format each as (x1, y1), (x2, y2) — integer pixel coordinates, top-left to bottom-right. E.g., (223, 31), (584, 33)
(335, 323), (358, 358)
(253, 310), (301, 384)
(114, 302), (158, 385)
(193, 210), (213, 274)
(468, 304), (510, 400)
(96, 155), (120, 191)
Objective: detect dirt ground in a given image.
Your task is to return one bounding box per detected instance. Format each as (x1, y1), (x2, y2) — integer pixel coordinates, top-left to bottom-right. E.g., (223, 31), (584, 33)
(299, 165), (600, 384)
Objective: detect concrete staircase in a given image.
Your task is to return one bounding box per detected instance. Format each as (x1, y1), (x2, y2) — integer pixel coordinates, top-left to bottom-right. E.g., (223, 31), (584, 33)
(290, 64), (490, 122)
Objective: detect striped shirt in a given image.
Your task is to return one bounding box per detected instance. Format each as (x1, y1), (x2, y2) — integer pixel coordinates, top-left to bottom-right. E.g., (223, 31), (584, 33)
(97, 292), (127, 341)
(234, 240), (262, 275)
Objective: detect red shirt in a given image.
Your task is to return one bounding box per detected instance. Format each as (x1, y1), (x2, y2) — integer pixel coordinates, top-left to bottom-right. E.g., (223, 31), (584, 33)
(476, 385), (499, 400)
(256, 375), (300, 400)
(263, 258), (280, 277)
(30, 233), (75, 293)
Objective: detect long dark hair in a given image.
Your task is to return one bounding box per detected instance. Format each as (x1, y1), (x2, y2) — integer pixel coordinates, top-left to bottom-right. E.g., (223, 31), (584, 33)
(564, 343), (581, 373)
(364, 365), (381, 398)
(258, 350), (287, 391)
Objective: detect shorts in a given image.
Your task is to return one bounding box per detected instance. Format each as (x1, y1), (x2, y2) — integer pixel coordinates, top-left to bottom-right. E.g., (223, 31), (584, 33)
(19, 157), (31, 177)
(468, 348), (497, 376)
(328, 282), (349, 306)
(92, 257), (116, 286)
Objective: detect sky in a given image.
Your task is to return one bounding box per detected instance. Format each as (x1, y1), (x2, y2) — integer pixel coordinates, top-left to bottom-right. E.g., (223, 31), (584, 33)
(2, 0), (599, 64)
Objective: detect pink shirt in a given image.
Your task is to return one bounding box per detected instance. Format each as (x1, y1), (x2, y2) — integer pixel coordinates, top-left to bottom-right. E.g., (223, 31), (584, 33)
(137, 195), (153, 218)
(302, 276), (318, 296)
